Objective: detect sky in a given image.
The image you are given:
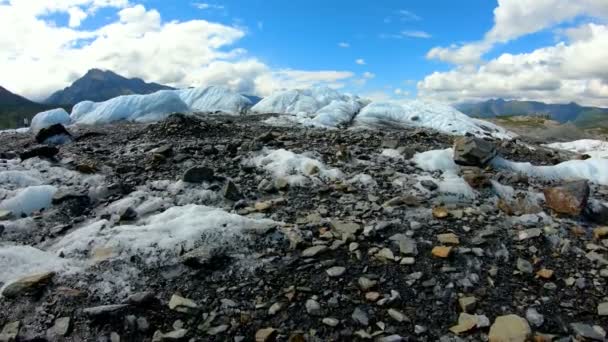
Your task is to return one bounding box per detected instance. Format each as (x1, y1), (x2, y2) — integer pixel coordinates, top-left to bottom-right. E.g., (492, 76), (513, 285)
(0, 0), (607, 107)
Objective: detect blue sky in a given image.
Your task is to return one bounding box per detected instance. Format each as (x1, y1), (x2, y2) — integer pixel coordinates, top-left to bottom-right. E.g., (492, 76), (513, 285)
(2, 0), (608, 106)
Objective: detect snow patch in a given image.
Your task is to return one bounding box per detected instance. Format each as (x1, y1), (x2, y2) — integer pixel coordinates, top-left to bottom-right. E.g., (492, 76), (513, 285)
(545, 139), (608, 159)
(53, 204), (278, 265)
(0, 245), (76, 285)
(491, 157), (608, 185)
(412, 148), (475, 198)
(31, 108), (72, 133)
(248, 148), (343, 186)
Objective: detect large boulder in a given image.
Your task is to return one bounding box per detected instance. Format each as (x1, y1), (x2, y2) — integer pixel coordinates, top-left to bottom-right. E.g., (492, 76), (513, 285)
(453, 136), (497, 167)
(543, 180), (590, 216)
(35, 123), (72, 145)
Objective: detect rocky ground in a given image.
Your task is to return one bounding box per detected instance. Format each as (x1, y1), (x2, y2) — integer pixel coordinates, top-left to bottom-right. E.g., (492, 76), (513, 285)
(1, 113), (608, 341)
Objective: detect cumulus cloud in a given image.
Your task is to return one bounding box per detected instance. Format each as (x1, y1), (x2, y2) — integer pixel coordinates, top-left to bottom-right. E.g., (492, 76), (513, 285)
(0, 1), (353, 100)
(355, 59), (366, 65)
(426, 0), (608, 65)
(338, 42), (350, 48)
(421, 0), (608, 106)
(419, 23), (608, 106)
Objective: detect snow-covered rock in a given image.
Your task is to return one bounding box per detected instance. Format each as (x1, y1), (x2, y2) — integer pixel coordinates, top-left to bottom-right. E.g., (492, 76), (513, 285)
(251, 87), (366, 128)
(412, 148), (476, 198)
(177, 86), (253, 114)
(545, 139), (608, 159)
(354, 100), (515, 139)
(30, 108), (71, 133)
(71, 90), (190, 125)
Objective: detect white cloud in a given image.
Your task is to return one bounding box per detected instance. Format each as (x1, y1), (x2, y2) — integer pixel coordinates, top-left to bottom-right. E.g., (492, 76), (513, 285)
(0, 1), (354, 100)
(363, 72), (375, 79)
(338, 42), (350, 48)
(355, 58), (366, 65)
(421, 0), (608, 106)
(427, 0), (608, 65)
(193, 2), (224, 10)
(419, 23), (608, 106)
(397, 10), (421, 21)
(401, 30), (432, 39)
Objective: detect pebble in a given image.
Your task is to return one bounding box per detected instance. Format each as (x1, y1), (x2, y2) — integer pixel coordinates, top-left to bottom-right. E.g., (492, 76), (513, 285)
(387, 308), (409, 322)
(305, 299), (322, 316)
(83, 304), (128, 316)
(437, 233), (460, 245)
(168, 294), (198, 312)
(322, 318), (340, 327)
(51, 317), (71, 337)
(516, 258), (533, 274)
(302, 245), (327, 257)
(431, 246), (452, 258)
(488, 314), (531, 342)
(255, 328), (277, 342)
(458, 296), (477, 313)
(326, 266), (346, 277)
(525, 308), (544, 327)
(358, 277), (377, 291)
(352, 307), (369, 326)
(598, 302), (608, 316)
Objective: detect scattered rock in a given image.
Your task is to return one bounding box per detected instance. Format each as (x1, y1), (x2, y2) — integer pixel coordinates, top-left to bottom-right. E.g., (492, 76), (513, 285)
(83, 304), (129, 317)
(598, 302), (608, 316)
(431, 246), (452, 258)
(182, 166), (214, 183)
(168, 294), (198, 313)
(35, 123), (72, 144)
(387, 309), (409, 322)
(19, 145), (59, 160)
(223, 180), (243, 201)
(453, 136), (497, 167)
(0, 322), (20, 342)
(326, 266), (346, 277)
(543, 180), (590, 216)
(525, 308), (544, 327)
(351, 307), (369, 326)
(488, 314), (531, 342)
(305, 299), (322, 316)
(438, 233), (460, 245)
(570, 322), (606, 340)
(432, 207), (449, 219)
(1, 272), (55, 298)
(459, 296), (477, 313)
(302, 245), (327, 258)
(255, 328), (277, 342)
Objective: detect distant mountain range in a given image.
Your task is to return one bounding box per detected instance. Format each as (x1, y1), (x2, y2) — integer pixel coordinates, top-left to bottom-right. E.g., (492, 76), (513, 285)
(0, 86), (58, 129)
(45, 69), (174, 106)
(457, 99), (608, 128)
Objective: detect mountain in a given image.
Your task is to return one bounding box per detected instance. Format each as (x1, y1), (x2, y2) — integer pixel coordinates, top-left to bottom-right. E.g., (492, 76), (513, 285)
(0, 86), (58, 129)
(45, 69), (174, 106)
(456, 99), (608, 126)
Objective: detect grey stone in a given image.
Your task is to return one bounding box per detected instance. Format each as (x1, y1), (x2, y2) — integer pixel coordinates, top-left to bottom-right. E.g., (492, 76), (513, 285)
(223, 180), (243, 201)
(525, 308), (544, 327)
(390, 234), (418, 255)
(516, 258), (533, 274)
(182, 166), (214, 183)
(453, 136), (497, 167)
(305, 299), (322, 316)
(83, 304), (129, 316)
(570, 323), (606, 340)
(352, 307), (369, 326)
(302, 245), (327, 258)
(326, 266), (346, 277)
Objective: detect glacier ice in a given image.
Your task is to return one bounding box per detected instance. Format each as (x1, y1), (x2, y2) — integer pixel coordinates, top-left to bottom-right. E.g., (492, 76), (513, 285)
(177, 86), (253, 114)
(70, 90), (190, 125)
(30, 108), (72, 133)
(354, 100), (515, 139)
(251, 87), (367, 128)
(71, 86), (256, 125)
(0, 185), (58, 216)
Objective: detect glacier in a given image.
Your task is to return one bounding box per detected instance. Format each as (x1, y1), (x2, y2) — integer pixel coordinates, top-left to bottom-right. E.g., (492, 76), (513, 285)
(30, 108), (72, 133)
(38, 85), (516, 140)
(70, 86), (255, 125)
(545, 139), (608, 159)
